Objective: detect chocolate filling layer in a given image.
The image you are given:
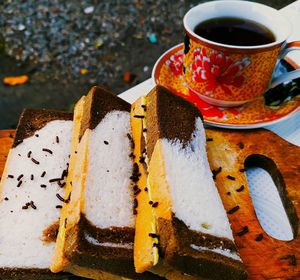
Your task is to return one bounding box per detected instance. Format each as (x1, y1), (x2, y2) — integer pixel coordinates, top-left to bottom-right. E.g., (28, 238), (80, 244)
(0, 268), (70, 279)
(157, 216), (247, 280)
(79, 86), (130, 140)
(65, 214), (164, 280)
(13, 109), (73, 147)
(146, 85), (203, 159)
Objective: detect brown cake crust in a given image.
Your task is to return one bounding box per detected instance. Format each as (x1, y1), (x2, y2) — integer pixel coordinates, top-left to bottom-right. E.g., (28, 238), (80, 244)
(65, 215), (164, 280)
(13, 108), (73, 147)
(157, 216), (247, 280)
(79, 86), (130, 140)
(146, 85), (202, 159)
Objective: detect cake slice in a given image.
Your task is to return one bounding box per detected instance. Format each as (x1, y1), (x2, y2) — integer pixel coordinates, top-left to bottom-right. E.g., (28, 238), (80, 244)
(0, 109), (73, 279)
(131, 86), (248, 280)
(51, 86), (163, 279)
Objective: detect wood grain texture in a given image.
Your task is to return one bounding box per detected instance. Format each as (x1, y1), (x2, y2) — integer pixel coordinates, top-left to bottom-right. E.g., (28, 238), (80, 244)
(206, 128), (300, 279)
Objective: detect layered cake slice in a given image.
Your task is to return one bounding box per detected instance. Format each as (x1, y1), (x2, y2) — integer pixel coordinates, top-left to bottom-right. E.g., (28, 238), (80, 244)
(0, 109), (73, 279)
(51, 86), (163, 279)
(131, 86), (248, 280)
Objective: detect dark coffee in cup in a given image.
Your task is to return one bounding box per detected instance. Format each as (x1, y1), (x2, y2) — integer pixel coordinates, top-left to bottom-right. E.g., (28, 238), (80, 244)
(194, 17), (276, 46)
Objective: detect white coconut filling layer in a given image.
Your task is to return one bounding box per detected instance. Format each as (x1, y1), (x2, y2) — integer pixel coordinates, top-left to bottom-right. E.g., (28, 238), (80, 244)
(0, 120), (72, 268)
(84, 111), (134, 228)
(190, 244), (241, 261)
(161, 117), (233, 240)
(84, 233), (133, 249)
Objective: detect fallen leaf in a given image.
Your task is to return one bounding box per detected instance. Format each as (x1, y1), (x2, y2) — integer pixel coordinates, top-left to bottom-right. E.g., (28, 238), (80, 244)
(80, 68), (88, 75)
(3, 75), (29, 86)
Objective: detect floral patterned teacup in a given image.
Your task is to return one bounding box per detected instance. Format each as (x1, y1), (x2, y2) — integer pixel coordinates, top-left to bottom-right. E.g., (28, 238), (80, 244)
(183, 0), (300, 107)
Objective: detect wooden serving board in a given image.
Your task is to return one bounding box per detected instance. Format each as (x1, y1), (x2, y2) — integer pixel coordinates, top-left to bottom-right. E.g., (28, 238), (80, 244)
(1, 128), (299, 279)
(206, 128), (300, 279)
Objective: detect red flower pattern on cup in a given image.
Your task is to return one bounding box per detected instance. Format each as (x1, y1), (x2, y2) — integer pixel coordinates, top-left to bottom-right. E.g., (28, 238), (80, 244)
(166, 53), (184, 76)
(191, 48), (251, 95)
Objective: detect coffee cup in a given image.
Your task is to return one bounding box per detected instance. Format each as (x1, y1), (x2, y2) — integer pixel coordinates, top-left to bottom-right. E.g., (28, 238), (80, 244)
(183, 0), (300, 107)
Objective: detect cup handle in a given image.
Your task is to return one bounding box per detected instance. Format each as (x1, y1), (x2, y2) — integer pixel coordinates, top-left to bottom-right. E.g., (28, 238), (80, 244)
(269, 41), (300, 89)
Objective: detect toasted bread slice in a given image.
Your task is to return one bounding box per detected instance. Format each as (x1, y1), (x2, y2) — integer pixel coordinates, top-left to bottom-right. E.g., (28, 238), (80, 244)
(132, 86), (247, 280)
(52, 86), (163, 280)
(0, 109), (73, 279)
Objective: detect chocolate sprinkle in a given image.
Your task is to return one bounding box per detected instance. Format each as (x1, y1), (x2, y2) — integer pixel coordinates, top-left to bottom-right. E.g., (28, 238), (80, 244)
(56, 136), (59, 143)
(40, 184), (47, 188)
(133, 198), (138, 208)
(129, 152), (135, 159)
(227, 175), (236, 181)
(41, 171), (46, 178)
(56, 205), (63, 209)
(49, 178), (62, 183)
(133, 209), (138, 215)
(206, 138), (213, 142)
(212, 166), (222, 180)
(152, 202), (159, 208)
(56, 193), (66, 202)
(255, 233), (263, 241)
(149, 233), (159, 238)
(133, 162), (139, 173)
(149, 200), (153, 205)
(239, 168), (246, 172)
(31, 174), (34, 180)
(133, 115), (145, 118)
(17, 181), (22, 188)
(227, 205), (240, 214)
(17, 174), (24, 181)
(236, 185), (245, 192)
(22, 202), (30, 209)
(143, 128), (147, 132)
(4, 197), (9, 201)
(130, 174), (141, 183)
(61, 169), (68, 179)
(59, 182), (66, 188)
(27, 151), (32, 158)
(104, 140), (109, 145)
(35, 134), (39, 137)
(8, 175), (14, 179)
(153, 243), (159, 248)
(139, 156), (145, 163)
(237, 226), (249, 236)
(134, 188), (141, 195)
(126, 133), (132, 140)
(42, 148), (53, 154)
(64, 218), (68, 228)
(238, 142), (245, 149)
(144, 187), (148, 192)
(30, 201), (37, 209)
(226, 192), (231, 195)
(141, 104), (147, 110)
(31, 158), (40, 165)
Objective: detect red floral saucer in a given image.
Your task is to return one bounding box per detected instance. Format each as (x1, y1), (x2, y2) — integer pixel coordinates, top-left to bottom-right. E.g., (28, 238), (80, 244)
(152, 44), (300, 129)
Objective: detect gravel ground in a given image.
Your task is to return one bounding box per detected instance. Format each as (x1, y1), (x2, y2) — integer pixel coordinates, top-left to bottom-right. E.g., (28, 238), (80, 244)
(0, 0), (294, 129)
